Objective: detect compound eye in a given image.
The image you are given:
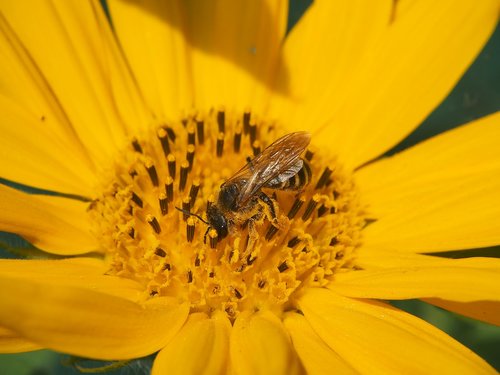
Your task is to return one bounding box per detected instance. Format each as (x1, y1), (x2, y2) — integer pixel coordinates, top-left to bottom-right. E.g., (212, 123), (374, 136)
(219, 184), (239, 211)
(217, 215), (229, 239)
(207, 206), (229, 239)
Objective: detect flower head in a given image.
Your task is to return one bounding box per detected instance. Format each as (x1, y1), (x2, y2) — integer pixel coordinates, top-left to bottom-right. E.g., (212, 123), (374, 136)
(0, 1), (499, 374)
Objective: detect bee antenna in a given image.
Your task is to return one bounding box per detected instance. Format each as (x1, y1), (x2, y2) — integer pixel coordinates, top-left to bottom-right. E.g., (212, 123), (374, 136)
(174, 206), (209, 225)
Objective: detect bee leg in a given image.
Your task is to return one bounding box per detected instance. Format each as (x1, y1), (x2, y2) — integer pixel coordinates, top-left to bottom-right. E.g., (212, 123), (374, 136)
(259, 192), (289, 230)
(258, 192), (278, 223)
(246, 220), (259, 254)
(203, 226), (211, 244)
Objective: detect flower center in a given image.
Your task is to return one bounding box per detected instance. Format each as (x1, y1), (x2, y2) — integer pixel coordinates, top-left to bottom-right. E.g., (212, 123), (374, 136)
(88, 108), (365, 319)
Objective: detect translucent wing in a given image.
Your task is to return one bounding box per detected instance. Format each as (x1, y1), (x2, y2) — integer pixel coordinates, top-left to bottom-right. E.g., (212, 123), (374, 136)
(222, 132), (311, 209)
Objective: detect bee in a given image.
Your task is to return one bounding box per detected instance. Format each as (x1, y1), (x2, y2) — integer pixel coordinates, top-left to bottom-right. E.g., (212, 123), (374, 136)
(206, 131), (312, 242)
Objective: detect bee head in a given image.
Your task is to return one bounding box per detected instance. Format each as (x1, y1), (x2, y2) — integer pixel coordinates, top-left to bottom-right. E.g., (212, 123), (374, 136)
(218, 184), (239, 211)
(206, 205), (229, 239)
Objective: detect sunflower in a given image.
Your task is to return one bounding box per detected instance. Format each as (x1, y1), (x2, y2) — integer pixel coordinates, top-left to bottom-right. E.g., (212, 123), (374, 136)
(0, 0), (499, 374)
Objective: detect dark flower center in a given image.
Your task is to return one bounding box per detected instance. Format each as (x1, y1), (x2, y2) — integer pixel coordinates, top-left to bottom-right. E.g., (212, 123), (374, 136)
(88, 108), (365, 319)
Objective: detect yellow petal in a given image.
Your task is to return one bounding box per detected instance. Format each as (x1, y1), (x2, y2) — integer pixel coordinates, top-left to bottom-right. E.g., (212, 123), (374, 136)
(107, 0), (192, 120)
(0, 96), (96, 196)
(0, 184), (98, 255)
(1, 1), (128, 166)
(230, 310), (302, 375)
(152, 311), (231, 375)
(0, 14), (99, 195)
(283, 312), (357, 375)
(87, 0), (152, 136)
(357, 111), (500, 253)
(330, 257), (500, 302)
(0, 276), (189, 360)
(0, 258), (142, 301)
(298, 288), (496, 374)
(424, 299), (500, 327)
(0, 326), (41, 353)
(185, 0), (288, 113)
(271, 0), (391, 136)
(354, 248), (500, 325)
(355, 248), (451, 269)
(275, 0), (499, 169)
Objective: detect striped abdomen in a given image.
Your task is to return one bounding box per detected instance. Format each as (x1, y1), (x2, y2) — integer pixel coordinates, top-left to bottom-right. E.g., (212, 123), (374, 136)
(266, 159), (311, 191)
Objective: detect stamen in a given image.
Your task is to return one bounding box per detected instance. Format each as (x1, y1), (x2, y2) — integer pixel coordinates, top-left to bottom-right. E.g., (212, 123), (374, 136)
(167, 154), (176, 179)
(165, 126), (176, 142)
(187, 217), (195, 243)
(131, 138), (143, 153)
(216, 133), (224, 157)
(243, 110), (251, 134)
(287, 236), (301, 248)
(329, 237), (338, 246)
(182, 197), (191, 221)
(265, 225), (279, 241)
(179, 161), (189, 192)
(234, 288), (243, 299)
(315, 167), (333, 189)
(165, 177), (174, 202)
(131, 192), (143, 208)
(247, 254), (257, 265)
(252, 140), (261, 156)
(157, 128), (170, 156)
(258, 280), (266, 288)
(163, 263), (171, 271)
(187, 124), (196, 145)
(317, 204), (328, 217)
(249, 122), (257, 144)
(159, 193), (168, 215)
(278, 261), (288, 273)
(287, 197), (305, 219)
(195, 254), (201, 267)
(186, 144), (195, 172)
(146, 161), (159, 187)
(209, 229), (218, 249)
(187, 269), (193, 283)
(128, 227), (135, 239)
(234, 125), (242, 153)
(196, 118), (205, 145)
(189, 179), (200, 205)
(217, 108), (225, 134)
(155, 247), (167, 257)
(302, 194), (320, 221)
(147, 214), (161, 234)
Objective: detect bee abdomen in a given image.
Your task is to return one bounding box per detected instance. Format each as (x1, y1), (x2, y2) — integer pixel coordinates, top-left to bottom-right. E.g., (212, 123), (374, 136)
(270, 159), (311, 190)
(291, 159), (311, 189)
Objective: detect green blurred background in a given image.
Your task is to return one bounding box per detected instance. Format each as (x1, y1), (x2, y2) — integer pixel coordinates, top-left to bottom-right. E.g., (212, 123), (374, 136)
(0, 1), (499, 373)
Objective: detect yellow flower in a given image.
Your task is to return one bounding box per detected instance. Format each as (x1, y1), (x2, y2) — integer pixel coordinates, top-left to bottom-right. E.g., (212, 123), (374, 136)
(0, 0), (499, 374)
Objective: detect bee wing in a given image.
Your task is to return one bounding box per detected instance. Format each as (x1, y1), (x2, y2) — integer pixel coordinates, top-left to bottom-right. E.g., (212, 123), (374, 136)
(267, 159), (303, 186)
(222, 132), (311, 208)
